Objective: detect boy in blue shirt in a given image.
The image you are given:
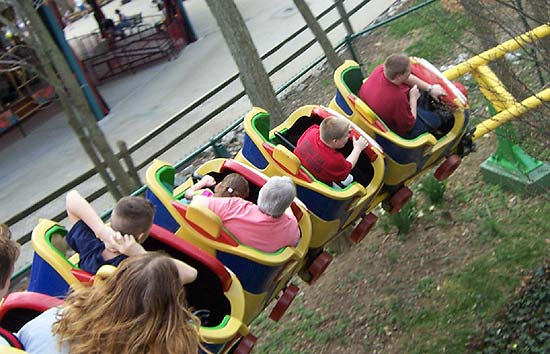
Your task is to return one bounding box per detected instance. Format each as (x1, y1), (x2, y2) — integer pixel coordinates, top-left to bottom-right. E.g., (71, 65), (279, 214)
(65, 190), (155, 274)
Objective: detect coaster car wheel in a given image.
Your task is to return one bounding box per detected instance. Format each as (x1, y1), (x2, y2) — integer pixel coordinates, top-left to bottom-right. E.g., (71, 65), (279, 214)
(434, 154), (461, 181)
(269, 284), (299, 322)
(350, 213), (378, 244)
(307, 251), (333, 284)
(232, 334), (257, 354)
(388, 186), (413, 215)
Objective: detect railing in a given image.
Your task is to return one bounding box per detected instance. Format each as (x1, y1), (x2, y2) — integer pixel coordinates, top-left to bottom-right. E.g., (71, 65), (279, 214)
(8, 0), (436, 283)
(66, 13), (164, 59)
(83, 27), (175, 82)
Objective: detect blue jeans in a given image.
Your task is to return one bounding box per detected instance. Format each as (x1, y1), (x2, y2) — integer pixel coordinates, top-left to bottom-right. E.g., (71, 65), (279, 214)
(404, 107), (441, 139)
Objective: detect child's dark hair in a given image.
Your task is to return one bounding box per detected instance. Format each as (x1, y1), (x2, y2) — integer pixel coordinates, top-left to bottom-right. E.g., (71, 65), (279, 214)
(216, 173), (249, 198)
(110, 197), (155, 237)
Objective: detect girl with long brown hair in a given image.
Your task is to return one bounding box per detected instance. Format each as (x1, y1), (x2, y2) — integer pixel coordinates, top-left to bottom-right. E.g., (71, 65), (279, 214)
(17, 252), (201, 354)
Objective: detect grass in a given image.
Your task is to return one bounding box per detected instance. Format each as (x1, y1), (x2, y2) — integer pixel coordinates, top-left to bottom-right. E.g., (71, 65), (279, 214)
(363, 59), (384, 76)
(252, 296), (350, 353)
(418, 175), (446, 205)
(381, 198), (418, 238)
(387, 247), (401, 265)
(477, 217), (506, 243)
(370, 182), (548, 353)
(386, 1), (472, 61)
(474, 264), (550, 353)
(413, 276), (436, 297)
(386, 185), (550, 353)
(255, 192), (549, 351)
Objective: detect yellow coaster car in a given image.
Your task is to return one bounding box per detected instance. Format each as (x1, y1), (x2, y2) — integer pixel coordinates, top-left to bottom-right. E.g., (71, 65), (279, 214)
(28, 219), (108, 298)
(234, 105), (385, 243)
(146, 158), (312, 323)
(329, 59), (471, 193)
(27, 219), (252, 353)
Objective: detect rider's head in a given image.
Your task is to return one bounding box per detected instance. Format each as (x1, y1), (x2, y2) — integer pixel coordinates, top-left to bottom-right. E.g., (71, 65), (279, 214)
(383, 53), (411, 84)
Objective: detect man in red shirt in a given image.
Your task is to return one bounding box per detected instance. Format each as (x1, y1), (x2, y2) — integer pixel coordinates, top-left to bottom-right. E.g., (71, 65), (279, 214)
(358, 53), (446, 138)
(294, 116), (367, 186)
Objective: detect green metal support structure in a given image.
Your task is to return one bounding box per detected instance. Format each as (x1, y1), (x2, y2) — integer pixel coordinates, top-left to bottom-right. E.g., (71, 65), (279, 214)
(480, 104), (550, 194)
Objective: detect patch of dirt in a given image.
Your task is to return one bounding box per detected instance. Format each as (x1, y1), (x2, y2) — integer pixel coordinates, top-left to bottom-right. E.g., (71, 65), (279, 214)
(282, 134), (497, 354)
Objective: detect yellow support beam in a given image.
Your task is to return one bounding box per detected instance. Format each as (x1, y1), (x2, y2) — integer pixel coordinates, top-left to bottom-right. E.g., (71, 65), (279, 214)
(471, 64), (517, 112)
(443, 24), (550, 80)
(473, 88), (550, 141)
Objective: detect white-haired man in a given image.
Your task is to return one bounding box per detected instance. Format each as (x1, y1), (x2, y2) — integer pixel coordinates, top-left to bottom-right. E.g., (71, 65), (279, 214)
(192, 176), (300, 252)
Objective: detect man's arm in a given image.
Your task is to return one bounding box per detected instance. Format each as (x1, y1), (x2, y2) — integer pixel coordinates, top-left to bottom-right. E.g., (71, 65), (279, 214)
(406, 74), (446, 99)
(66, 190), (116, 244)
(408, 85), (420, 119)
(346, 136), (368, 168)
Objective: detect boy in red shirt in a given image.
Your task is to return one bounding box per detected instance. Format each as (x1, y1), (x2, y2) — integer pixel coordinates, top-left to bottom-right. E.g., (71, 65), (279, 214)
(294, 116), (367, 187)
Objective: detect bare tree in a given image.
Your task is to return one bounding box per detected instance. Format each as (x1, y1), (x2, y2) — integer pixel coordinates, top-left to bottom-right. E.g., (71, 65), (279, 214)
(204, 0), (285, 127)
(455, 0), (550, 152)
(10, 1), (137, 199)
(512, 0), (550, 79)
(458, 0), (530, 99)
(293, 0), (343, 70)
(334, 0), (354, 37)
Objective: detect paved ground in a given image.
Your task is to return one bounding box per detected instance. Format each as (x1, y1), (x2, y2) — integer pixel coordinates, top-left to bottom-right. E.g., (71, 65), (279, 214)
(1, 0), (396, 272)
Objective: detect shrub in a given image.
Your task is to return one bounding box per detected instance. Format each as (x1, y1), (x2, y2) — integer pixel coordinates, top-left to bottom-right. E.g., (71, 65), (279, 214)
(388, 198), (417, 238)
(419, 175), (446, 205)
(468, 264), (550, 353)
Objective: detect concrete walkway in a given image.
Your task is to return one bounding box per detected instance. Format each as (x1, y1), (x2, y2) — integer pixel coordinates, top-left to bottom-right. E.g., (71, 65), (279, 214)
(2, 0), (396, 270)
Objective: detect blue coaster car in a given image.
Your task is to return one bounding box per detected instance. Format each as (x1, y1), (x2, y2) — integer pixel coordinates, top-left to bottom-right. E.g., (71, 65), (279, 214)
(146, 158), (312, 323)
(234, 105), (385, 245)
(329, 59), (471, 211)
(0, 291), (63, 353)
(27, 219), (253, 353)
